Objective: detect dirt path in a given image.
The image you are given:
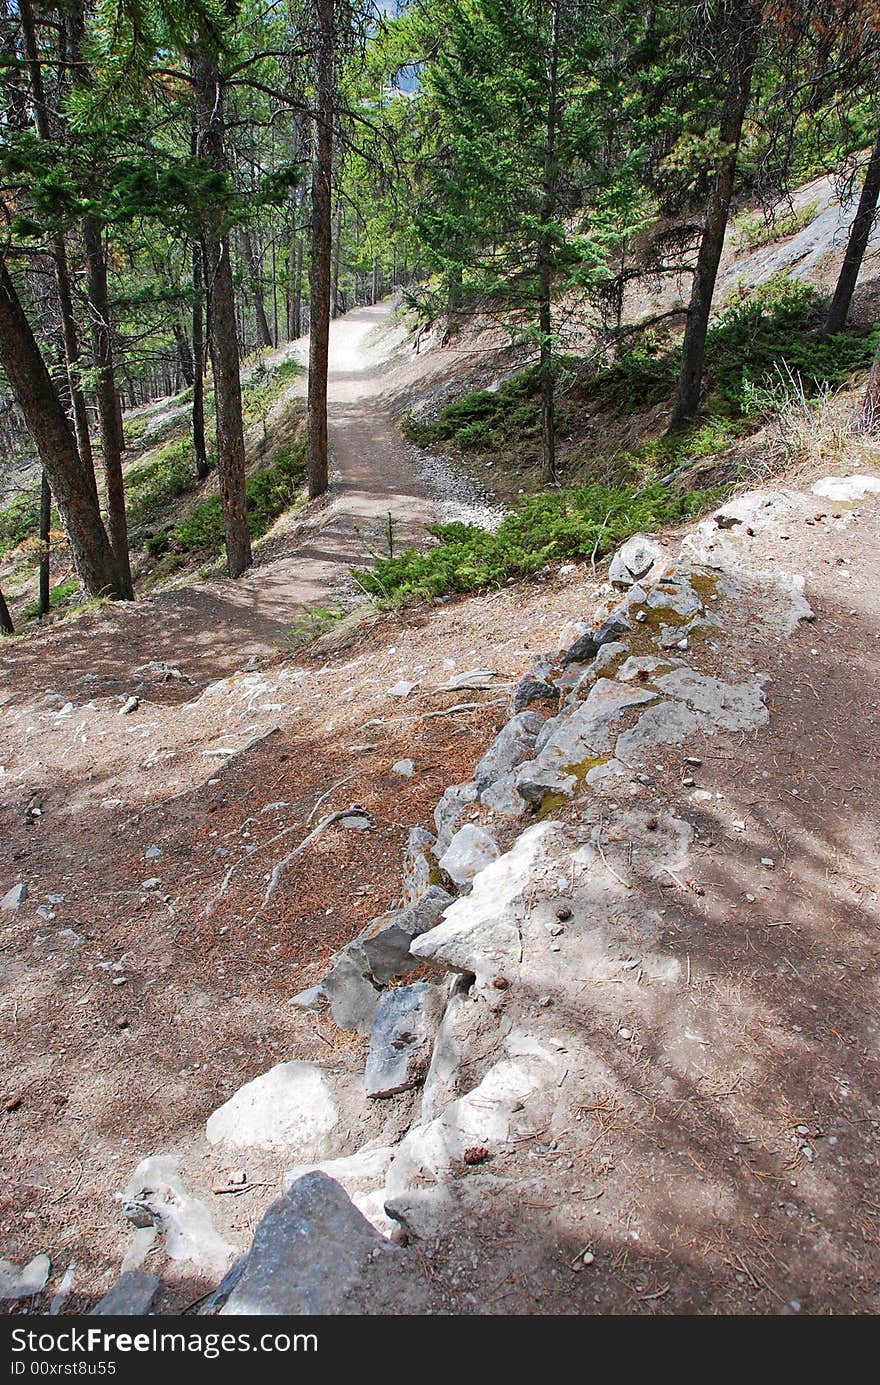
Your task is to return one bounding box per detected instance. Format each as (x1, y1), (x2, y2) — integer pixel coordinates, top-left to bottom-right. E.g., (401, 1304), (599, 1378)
(1, 302), (440, 701)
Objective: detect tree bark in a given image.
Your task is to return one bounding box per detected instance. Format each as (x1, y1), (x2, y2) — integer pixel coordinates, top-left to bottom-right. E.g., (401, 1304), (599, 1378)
(18, 0), (96, 493)
(192, 48), (252, 576)
(824, 125), (880, 336)
(38, 470), (51, 618)
(307, 0), (334, 500)
(191, 240), (210, 480)
(538, 0), (560, 487)
(668, 2), (761, 433)
(331, 199), (343, 318)
(0, 256), (125, 599)
(173, 319), (195, 387)
(0, 585), (14, 636)
(82, 217), (133, 598)
(288, 234), (304, 339)
(241, 227), (273, 348)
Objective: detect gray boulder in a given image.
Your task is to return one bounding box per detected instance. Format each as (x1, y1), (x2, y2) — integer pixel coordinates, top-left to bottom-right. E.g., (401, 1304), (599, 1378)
(513, 677), (559, 713)
(364, 983), (445, 1098)
(608, 533), (664, 586)
(321, 951), (380, 1034)
(355, 887), (453, 986)
(91, 1271), (162, 1317)
(220, 1173), (401, 1316)
(401, 826), (437, 906)
(433, 782), (479, 856)
(473, 711), (543, 791)
(514, 760), (577, 805)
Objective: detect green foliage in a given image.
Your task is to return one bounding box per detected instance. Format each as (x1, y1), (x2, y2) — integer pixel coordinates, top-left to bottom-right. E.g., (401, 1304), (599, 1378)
(735, 201), (820, 252)
(0, 486), (41, 555)
(126, 436), (203, 534)
(353, 481), (724, 606)
(704, 277), (878, 415)
(403, 368), (541, 450)
(288, 603), (347, 645)
(20, 577), (79, 621)
(169, 443), (306, 555)
(588, 277), (878, 419)
(242, 356), (299, 425)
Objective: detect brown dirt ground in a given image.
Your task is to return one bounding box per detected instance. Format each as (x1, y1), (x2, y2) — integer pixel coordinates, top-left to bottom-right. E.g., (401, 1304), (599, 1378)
(1, 485), (879, 1315)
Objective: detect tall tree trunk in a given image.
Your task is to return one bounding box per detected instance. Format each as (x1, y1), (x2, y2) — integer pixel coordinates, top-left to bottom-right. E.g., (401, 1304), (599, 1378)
(668, 3), (761, 433)
(331, 200), (343, 318)
(288, 235), (304, 339)
(538, 0), (560, 487)
(192, 48), (252, 576)
(824, 125), (880, 336)
(82, 217), (133, 598)
(173, 320), (195, 387)
(18, 0), (95, 494)
(308, 0), (334, 500)
(0, 257), (125, 599)
(0, 585), (13, 636)
(241, 227), (273, 349)
(191, 240), (210, 480)
(38, 470), (51, 618)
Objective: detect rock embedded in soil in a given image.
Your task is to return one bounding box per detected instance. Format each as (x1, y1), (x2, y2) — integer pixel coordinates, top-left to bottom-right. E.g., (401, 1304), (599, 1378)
(284, 1145), (398, 1237)
(205, 1061), (346, 1158)
(90, 1271), (162, 1316)
(433, 781), (479, 857)
(473, 710), (544, 790)
(402, 825), (437, 906)
(0, 1253), (50, 1300)
(438, 823), (501, 886)
(320, 950), (381, 1033)
(1, 882), (27, 911)
(220, 1172), (412, 1316)
(121, 1156), (235, 1279)
(513, 676), (560, 713)
(413, 822), (559, 984)
(608, 533), (665, 587)
(364, 982), (445, 1099)
(353, 885), (454, 986)
(811, 473), (880, 503)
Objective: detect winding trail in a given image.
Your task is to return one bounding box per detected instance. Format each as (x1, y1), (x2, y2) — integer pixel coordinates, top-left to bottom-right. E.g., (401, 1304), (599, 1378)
(1, 302), (440, 694)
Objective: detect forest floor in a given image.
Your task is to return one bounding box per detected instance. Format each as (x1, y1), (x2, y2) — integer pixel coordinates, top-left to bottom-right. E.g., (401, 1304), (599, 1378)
(1, 294), (880, 1316)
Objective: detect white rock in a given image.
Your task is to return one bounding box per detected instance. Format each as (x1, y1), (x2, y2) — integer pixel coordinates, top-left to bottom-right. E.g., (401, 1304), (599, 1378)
(438, 824), (501, 887)
(387, 680), (416, 698)
(391, 759), (415, 777)
(811, 474), (880, 503)
(206, 1060), (342, 1157)
(121, 1156), (234, 1278)
(0, 1253), (50, 1301)
(413, 823), (558, 983)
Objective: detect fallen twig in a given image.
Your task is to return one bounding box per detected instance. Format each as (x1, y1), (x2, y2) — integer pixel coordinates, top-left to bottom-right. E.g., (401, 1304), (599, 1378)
(263, 807), (368, 905)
